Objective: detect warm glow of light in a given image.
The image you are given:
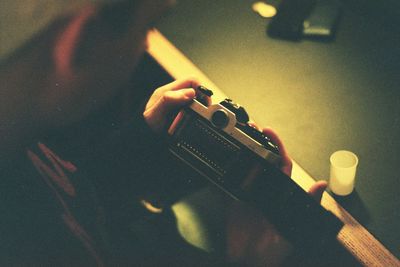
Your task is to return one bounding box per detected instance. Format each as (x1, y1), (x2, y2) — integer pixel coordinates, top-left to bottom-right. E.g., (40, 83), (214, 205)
(172, 201), (212, 251)
(252, 2), (277, 18)
(140, 199), (163, 214)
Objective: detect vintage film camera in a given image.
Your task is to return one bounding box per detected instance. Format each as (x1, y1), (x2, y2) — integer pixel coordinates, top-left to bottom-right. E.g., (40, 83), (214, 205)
(168, 86), (343, 247)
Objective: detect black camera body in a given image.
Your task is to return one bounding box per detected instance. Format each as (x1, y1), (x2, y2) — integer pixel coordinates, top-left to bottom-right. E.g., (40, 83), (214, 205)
(168, 87), (343, 248)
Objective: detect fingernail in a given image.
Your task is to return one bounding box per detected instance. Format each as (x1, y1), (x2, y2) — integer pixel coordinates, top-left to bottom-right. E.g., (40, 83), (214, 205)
(183, 88), (195, 99)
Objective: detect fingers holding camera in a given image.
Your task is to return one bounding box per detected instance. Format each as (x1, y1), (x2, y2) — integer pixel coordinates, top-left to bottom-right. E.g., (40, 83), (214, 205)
(308, 180), (328, 202)
(262, 128), (292, 177)
(144, 78), (207, 133)
(145, 79), (293, 177)
(144, 88), (195, 133)
(262, 127), (327, 202)
(145, 78), (200, 109)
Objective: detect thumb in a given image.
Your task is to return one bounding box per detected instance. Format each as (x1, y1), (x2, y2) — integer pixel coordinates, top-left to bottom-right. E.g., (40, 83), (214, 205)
(144, 88), (195, 132)
(308, 180), (328, 203)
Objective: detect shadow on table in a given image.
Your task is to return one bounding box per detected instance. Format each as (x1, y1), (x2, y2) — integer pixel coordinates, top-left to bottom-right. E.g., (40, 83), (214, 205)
(331, 190), (371, 226)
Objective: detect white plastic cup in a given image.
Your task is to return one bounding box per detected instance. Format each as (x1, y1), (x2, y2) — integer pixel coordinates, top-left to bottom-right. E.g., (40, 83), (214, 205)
(329, 150), (359, 196)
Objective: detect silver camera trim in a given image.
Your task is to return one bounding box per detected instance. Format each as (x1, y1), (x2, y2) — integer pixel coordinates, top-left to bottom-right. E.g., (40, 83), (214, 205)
(189, 99), (281, 165)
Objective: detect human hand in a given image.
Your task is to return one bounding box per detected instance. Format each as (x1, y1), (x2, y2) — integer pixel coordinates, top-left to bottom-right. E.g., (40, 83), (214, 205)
(226, 127), (327, 266)
(144, 78), (208, 133)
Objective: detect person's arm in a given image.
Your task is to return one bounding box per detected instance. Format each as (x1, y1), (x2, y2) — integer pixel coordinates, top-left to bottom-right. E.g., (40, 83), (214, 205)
(80, 78), (202, 197)
(76, 78), (227, 264)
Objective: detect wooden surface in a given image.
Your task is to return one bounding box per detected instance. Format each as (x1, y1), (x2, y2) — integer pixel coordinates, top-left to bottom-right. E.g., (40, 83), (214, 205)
(146, 29), (400, 266)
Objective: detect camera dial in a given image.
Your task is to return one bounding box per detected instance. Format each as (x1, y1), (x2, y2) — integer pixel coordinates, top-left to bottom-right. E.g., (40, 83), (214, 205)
(220, 99), (249, 124)
(211, 109), (229, 129)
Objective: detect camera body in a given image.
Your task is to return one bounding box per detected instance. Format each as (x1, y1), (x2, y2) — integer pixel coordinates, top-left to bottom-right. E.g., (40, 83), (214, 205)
(168, 88), (343, 247)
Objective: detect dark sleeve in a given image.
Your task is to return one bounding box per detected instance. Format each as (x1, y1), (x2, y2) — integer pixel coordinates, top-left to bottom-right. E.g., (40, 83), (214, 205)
(80, 113), (227, 266)
(80, 111), (170, 199)
(84, 104), (210, 203)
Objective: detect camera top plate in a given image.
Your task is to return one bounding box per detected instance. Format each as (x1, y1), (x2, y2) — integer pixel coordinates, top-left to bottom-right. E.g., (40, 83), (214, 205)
(189, 99), (281, 166)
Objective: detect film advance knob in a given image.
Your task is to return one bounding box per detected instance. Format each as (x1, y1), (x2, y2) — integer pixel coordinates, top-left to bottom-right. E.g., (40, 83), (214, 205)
(211, 109), (229, 129)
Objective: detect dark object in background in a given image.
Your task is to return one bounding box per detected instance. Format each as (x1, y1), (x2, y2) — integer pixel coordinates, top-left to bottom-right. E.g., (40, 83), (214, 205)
(267, 0), (342, 41)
